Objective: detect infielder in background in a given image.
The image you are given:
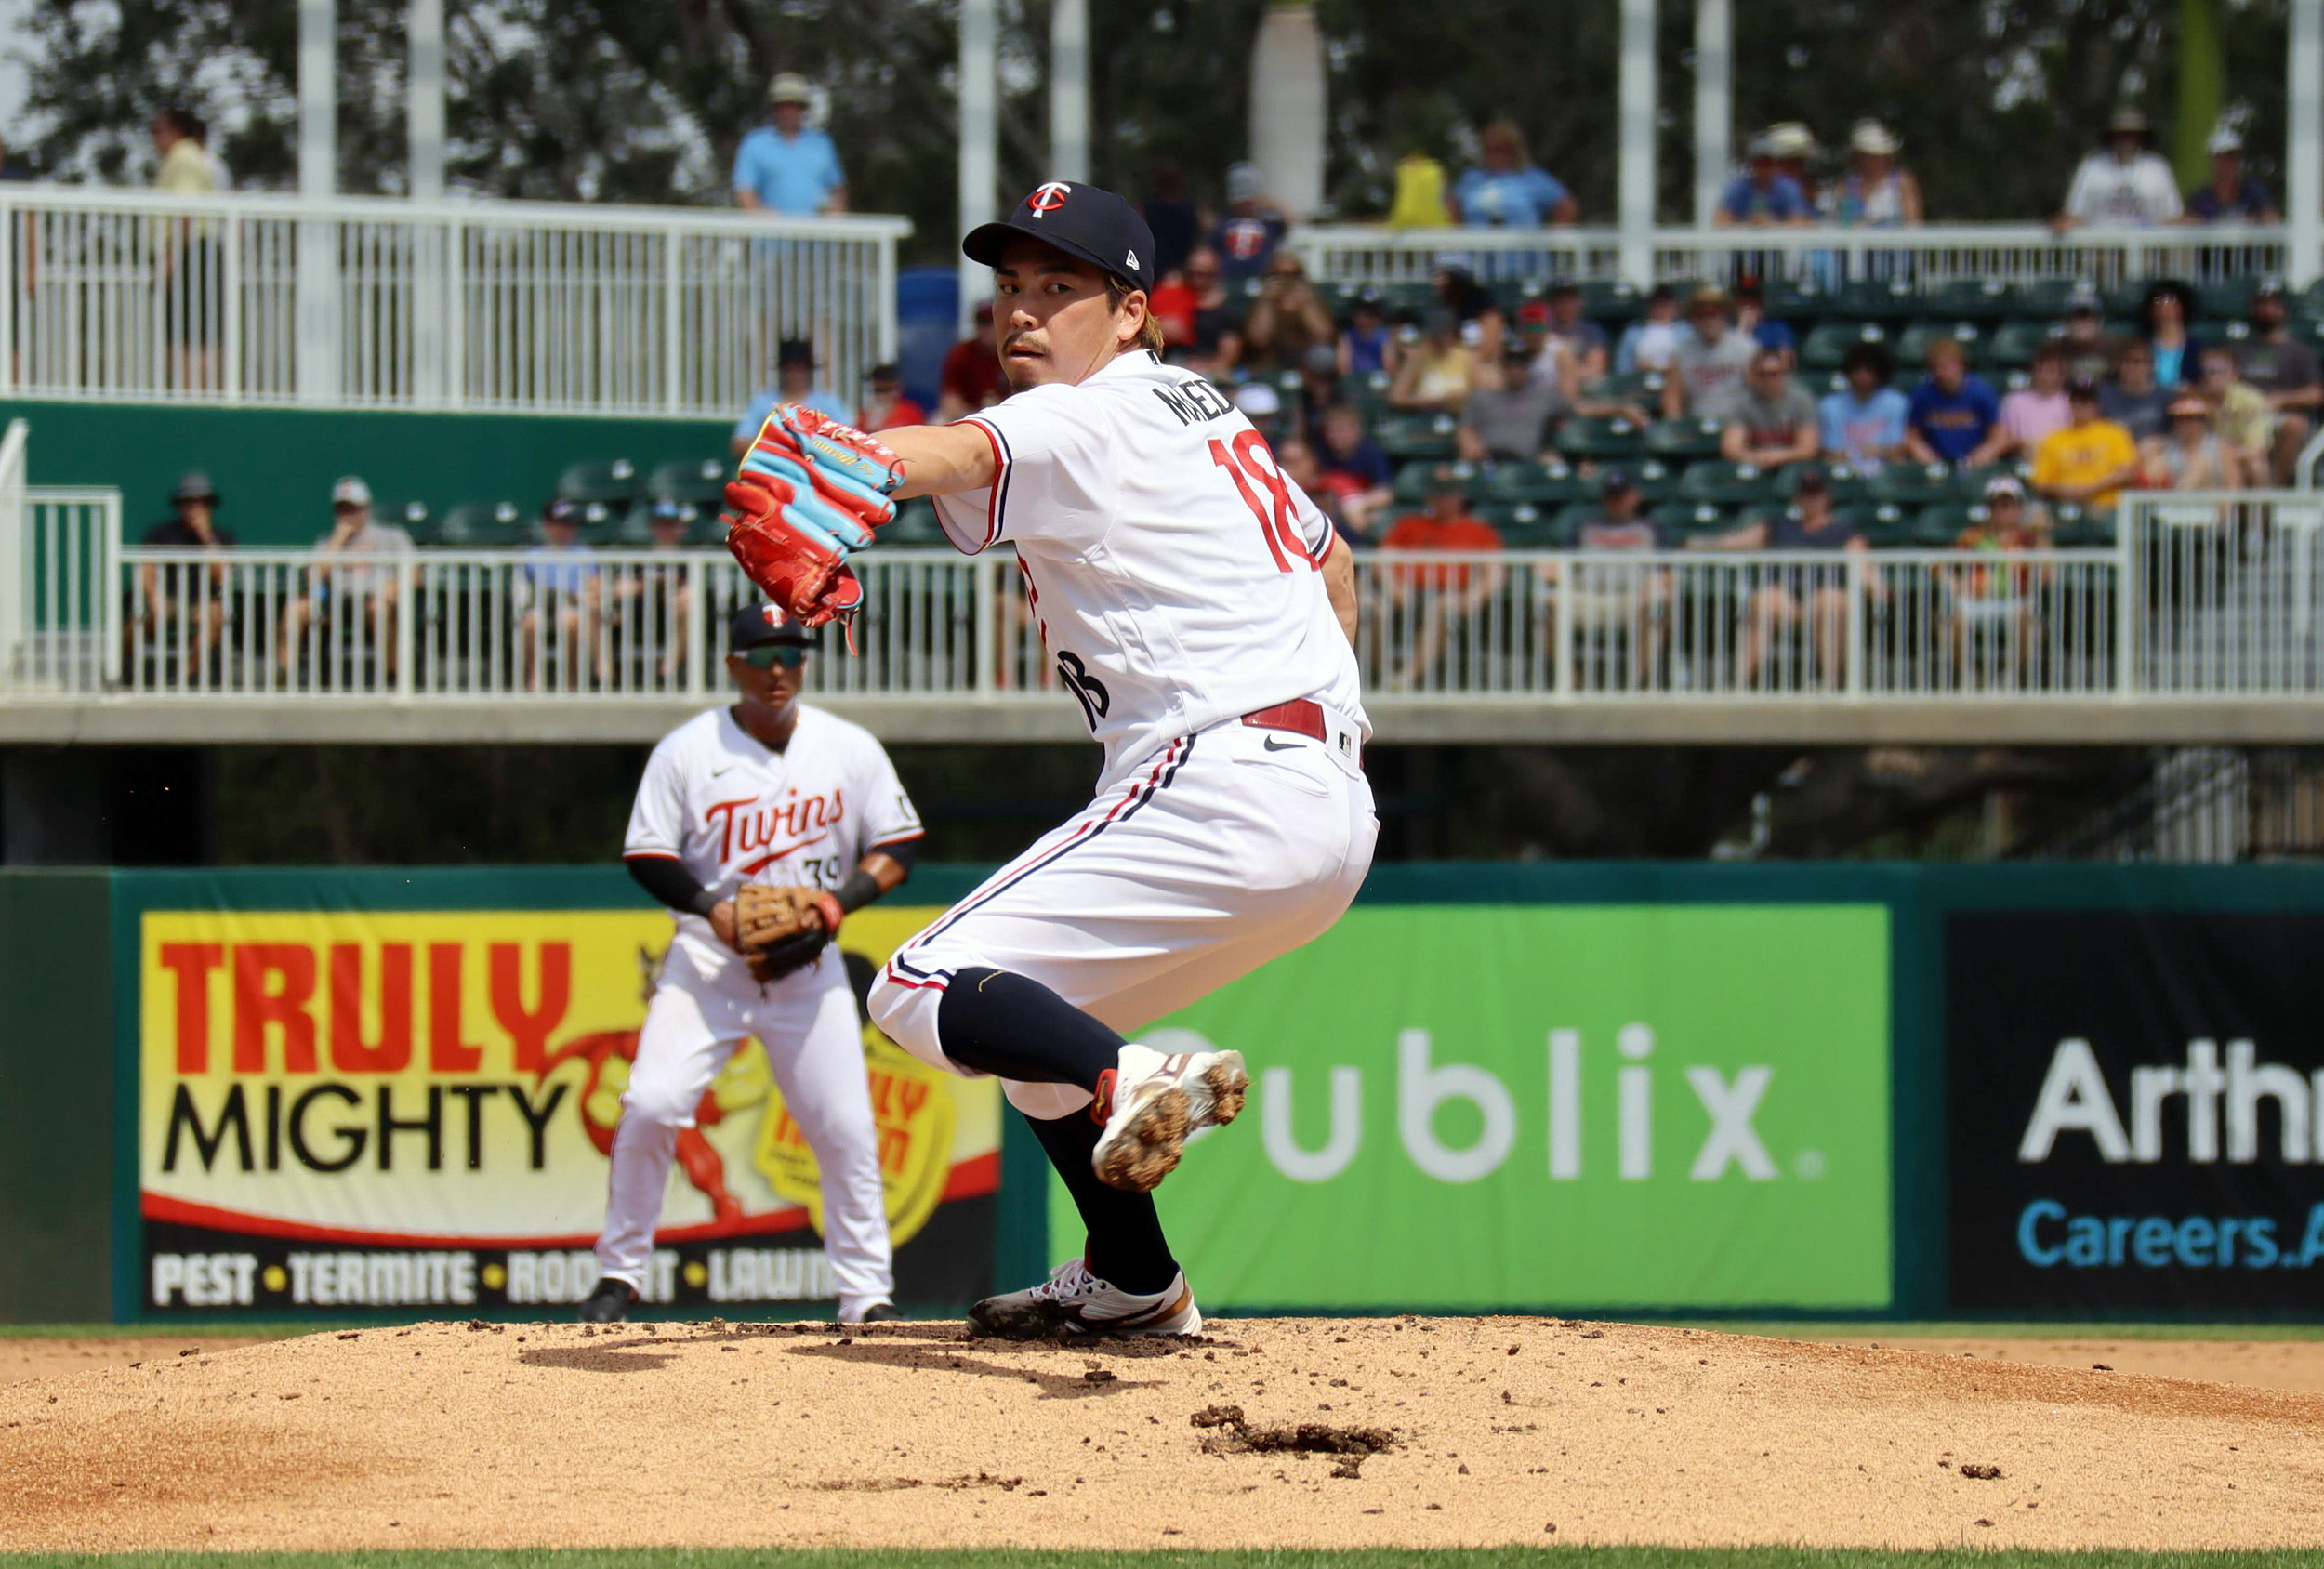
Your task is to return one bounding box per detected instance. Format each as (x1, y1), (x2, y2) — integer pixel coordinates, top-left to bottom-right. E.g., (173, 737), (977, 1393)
(580, 603), (924, 1325)
(719, 181), (1374, 1338)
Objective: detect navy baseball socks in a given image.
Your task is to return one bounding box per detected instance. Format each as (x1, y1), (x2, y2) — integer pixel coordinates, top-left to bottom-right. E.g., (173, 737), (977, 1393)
(938, 967), (1244, 1334)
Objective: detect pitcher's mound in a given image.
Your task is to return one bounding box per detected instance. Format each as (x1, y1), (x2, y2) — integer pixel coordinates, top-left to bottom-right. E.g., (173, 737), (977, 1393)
(3, 1316), (2318, 1553)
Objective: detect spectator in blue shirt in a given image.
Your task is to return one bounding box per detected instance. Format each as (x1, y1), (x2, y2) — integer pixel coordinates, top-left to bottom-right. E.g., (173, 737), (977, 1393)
(1819, 339), (1912, 473)
(733, 73), (846, 216)
(732, 338), (852, 457)
(1450, 121), (1577, 228)
(1906, 337), (2005, 467)
(1715, 136), (1813, 227)
(520, 499), (600, 692)
(2185, 128), (2278, 224)
(1732, 276), (1797, 363)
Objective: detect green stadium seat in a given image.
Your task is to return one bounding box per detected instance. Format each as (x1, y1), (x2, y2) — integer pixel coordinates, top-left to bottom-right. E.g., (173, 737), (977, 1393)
(649, 457), (729, 507)
(1799, 462), (1873, 504)
(1479, 501), (1563, 547)
(572, 498), (625, 545)
(1374, 412), (1460, 461)
(1644, 416), (1724, 461)
(2050, 503), (2113, 547)
(1597, 369), (1665, 404)
(1952, 462), (2031, 501)
(1801, 321), (1887, 372)
(1554, 415), (1646, 462)
(1579, 280), (1642, 323)
(1761, 278), (1831, 321)
(1985, 320), (2061, 370)
(1392, 458), (1476, 503)
(1893, 319), (1983, 368)
(1851, 502), (1916, 547)
(433, 500), (525, 546)
(2007, 278), (2086, 320)
(2290, 318), (2324, 355)
(2296, 279), (2324, 321)
(1479, 459), (1586, 505)
(1922, 279), (2015, 321)
(1609, 458), (1679, 503)
(1837, 278), (1919, 320)
(1546, 502), (1603, 544)
(1383, 282), (1436, 321)
(1869, 462), (1958, 507)
(1678, 460), (1783, 506)
(1912, 501), (1985, 548)
(1649, 500), (1732, 540)
(556, 458), (643, 506)
(378, 500), (435, 545)
(2198, 277), (2258, 322)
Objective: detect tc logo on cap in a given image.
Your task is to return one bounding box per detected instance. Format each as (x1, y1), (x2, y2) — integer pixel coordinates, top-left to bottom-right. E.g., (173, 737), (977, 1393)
(1028, 181), (1072, 215)
(761, 604), (792, 631)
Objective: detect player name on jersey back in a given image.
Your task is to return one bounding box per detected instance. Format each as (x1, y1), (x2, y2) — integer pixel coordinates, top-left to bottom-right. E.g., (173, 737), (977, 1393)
(931, 350), (1368, 771)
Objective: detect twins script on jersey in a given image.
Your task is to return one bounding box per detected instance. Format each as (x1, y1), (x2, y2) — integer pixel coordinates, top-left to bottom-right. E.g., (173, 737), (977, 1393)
(931, 349), (1368, 771)
(625, 704), (923, 971)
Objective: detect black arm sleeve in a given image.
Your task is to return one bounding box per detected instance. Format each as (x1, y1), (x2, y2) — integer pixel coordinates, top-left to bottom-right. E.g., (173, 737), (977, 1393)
(837, 838), (916, 916)
(626, 854), (720, 917)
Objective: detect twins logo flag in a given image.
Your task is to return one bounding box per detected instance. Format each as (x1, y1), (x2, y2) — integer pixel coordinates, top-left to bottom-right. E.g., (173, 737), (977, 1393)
(1947, 910), (2324, 1312)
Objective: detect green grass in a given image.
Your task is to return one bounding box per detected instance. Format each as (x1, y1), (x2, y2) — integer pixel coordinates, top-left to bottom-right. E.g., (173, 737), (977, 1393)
(3, 1551), (2321, 1568)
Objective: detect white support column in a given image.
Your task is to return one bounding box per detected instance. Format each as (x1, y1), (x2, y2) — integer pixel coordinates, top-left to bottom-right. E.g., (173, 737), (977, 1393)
(2291, 0), (2323, 288)
(1618, 0), (1658, 286)
(409, 0), (447, 402)
(957, 0), (999, 332)
(1693, 0), (1730, 230)
(1050, 0), (1089, 184)
(295, 0), (339, 403)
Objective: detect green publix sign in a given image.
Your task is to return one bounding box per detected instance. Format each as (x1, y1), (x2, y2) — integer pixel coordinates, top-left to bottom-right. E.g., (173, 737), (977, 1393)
(1054, 903), (1895, 1312)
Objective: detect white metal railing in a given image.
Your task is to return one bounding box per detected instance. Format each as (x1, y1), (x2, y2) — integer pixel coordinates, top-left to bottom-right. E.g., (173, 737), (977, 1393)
(5, 476), (120, 693)
(0, 497), (2306, 706)
(2125, 493), (2324, 697)
(0, 186), (907, 415)
(1291, 223), (2289, 291)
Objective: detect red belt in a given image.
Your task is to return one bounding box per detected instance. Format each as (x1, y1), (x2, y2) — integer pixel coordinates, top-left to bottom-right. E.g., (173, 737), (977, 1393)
(1240, 699), (1328, 741)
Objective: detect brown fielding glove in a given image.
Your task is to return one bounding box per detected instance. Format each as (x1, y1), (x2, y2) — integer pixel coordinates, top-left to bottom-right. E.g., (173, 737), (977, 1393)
(733, 883), (847, 984)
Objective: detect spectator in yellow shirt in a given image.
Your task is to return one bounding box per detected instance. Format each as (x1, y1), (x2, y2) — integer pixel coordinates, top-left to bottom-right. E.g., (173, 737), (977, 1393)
(2031, 377), (2141, 512)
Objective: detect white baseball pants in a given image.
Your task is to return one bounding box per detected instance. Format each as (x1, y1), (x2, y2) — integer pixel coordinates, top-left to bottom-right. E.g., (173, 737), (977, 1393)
(867, 713), (1378, 1118)
(594, 943), (893, 1318)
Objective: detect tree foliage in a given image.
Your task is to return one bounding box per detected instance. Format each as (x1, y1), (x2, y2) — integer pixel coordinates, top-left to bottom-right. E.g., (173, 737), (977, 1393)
(16, 0), (2296, 249)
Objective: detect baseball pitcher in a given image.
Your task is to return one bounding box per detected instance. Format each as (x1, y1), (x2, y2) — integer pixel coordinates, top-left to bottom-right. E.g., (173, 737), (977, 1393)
(717, 180), (1373, 1338)
(580, 602), (924, 1325)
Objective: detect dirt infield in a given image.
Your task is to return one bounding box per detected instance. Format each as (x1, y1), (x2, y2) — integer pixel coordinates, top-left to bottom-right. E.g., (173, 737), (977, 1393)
(3, 1317), (2321, 1553)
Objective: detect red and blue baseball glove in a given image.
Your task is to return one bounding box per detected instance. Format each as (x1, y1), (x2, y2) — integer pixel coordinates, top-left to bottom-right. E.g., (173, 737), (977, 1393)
(722, 406), (905, 632)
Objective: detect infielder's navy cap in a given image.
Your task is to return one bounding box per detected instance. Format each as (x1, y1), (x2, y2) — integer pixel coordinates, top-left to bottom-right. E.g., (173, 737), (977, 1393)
(729, 602), (812, 651)
(962, 181), (1155, 296)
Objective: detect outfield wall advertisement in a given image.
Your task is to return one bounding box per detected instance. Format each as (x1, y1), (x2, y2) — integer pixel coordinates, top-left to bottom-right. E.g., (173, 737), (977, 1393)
(1947, 909), (2324, 1314)
(1089, 903), (1895, 1312)
(127, 882), (999, 1319)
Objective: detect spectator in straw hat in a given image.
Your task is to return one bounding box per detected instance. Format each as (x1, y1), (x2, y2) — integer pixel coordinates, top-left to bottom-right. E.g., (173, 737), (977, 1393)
(2054, 108), (2181, 232)
(733, 73), (846, 216)
(1825, 120), (1921, 227)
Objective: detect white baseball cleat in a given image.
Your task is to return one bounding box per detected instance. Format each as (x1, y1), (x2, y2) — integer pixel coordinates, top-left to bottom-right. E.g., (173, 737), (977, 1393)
(1090, 1042), (1249, 1193)
(968, 1258), (1203, 1338)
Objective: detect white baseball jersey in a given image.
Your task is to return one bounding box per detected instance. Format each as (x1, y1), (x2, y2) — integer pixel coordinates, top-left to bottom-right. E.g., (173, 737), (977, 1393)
(624, 704), (923, 970)
(931, 349), (1368, 771)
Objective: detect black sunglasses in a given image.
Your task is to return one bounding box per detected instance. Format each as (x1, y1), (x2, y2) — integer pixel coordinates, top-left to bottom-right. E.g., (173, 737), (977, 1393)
(736, 644), (808, 669)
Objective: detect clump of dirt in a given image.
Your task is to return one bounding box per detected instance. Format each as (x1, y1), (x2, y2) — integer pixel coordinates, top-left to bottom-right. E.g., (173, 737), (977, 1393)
(1189, 1403), (1398, 1457)
(1960, 1463), (2003, 1480)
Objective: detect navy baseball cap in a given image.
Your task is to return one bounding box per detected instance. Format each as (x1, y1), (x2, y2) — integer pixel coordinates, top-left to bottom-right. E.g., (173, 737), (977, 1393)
(728, 602), (812, 652)
(963, 181), (1155, 295)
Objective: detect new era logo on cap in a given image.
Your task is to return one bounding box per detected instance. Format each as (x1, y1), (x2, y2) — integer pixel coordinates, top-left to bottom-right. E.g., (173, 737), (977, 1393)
(1125, 250), (1139, 271)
